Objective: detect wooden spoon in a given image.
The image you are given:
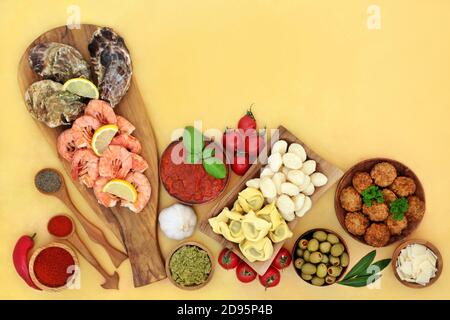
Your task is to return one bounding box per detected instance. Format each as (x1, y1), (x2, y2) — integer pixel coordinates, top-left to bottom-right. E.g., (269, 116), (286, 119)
(35, 168), (128, 268)
(48, 214), (120, 290)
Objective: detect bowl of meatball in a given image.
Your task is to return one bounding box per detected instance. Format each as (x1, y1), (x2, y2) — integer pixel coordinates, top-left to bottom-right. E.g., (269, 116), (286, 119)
(335, 158), (425, 247)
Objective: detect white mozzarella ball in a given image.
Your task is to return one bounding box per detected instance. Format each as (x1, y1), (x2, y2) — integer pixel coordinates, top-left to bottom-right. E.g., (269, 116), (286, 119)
(280, 182), (300, 196)
(276, 195), (295, 221)
(271, 140), (288, 155)
(301, 160), (316, 175)
(288, 143), (307, 162)
(260, 166), (274, 178)
(295, 196), (312, 217)
(302, 183), (315, 196)
(287, 170), (306, 186)
(282, 153), (302, 169)
(260, 177), (277, 199)
(272, 172), (286, 195)
(292, 193), (306, 211)
(268, 152), (283, 173)
(245, 178), (260, 189)
(298, 175), (311, 192)
(310, 172), (328, 187)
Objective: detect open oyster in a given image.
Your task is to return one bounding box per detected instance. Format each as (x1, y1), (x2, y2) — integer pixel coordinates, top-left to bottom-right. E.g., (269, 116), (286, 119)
(25, 80), (85, 127)
(29, 42), (91, 83)
(88, 27), (132, 107)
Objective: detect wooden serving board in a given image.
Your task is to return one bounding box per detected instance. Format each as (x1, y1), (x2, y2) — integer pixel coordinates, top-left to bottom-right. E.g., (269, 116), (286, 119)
(18, 25), (166, 287)
(199, 126), (344, 275)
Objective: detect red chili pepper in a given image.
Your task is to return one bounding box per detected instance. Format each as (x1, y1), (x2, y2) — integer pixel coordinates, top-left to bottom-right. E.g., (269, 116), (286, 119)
(12, 234), (41, 290)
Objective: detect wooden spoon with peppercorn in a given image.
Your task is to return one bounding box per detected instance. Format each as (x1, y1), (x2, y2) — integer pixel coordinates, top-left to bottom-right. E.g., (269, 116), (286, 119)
(47, 214), (120, 289)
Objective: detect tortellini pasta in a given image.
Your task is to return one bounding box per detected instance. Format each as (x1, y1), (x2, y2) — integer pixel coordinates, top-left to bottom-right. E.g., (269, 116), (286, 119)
(256, 202), (283, 232)
(238, 187), (264, 213)
(239, 237), (274, 262)
(269, 221), (293, 243)
(208, 208), (229, 234)
(241, 211), (271, 242)
(218, 221), (245, 243)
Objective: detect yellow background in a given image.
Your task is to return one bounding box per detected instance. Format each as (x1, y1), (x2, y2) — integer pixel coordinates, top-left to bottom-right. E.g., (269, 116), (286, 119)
(1, 0), (449, 299)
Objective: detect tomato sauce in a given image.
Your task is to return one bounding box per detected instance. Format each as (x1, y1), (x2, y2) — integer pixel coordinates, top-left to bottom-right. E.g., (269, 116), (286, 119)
(160, 141), (228, 204)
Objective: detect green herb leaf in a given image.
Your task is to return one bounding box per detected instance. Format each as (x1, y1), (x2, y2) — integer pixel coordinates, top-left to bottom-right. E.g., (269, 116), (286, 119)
(359, 259), (392, 277)
(183, 126), (204, 156)
(338, 274), (382, 287)
(390, 197), (408, 220)
(185, 151), (202, 164)
(202, 145), (216, 159)
(343, 250), (376, 280)
(361, 185), (384, 207)
(203, 157), (226, 179)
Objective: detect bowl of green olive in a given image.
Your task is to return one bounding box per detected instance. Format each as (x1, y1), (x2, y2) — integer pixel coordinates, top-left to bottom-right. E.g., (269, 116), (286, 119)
(292, 228), (350, 286)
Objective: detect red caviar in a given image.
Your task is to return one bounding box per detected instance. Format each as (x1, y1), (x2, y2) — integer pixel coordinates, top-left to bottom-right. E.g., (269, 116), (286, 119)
(47, 215), (73, 237)
(33, 247), (75, 288)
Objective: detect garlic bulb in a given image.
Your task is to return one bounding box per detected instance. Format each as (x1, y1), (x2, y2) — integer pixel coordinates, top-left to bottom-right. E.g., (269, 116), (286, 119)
(159, 203), (197, 240)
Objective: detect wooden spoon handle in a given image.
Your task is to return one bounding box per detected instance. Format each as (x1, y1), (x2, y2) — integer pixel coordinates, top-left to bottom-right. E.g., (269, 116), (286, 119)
(62, 192), (128, 268)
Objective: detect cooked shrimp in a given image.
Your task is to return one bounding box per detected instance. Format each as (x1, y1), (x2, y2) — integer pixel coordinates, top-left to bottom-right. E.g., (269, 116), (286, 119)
(131, 153), (148, 172)
(116, 115), (135, 134)
(98, 145), (132, 179)
(84, 99), (117, 124)
(57, 128), (84, 161)
(111, 134), (141, 154)
(121, 172), (151, 213)
(72, 115), (101, 147)
(71, 149), (99, 188)
(93, 177), (118, 207)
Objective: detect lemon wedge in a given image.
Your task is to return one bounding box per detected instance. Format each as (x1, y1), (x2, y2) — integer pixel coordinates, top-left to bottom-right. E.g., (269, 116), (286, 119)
(91, 124), (119, 156)
(63, 78), (99, 99)
(103, 179), (137, 203)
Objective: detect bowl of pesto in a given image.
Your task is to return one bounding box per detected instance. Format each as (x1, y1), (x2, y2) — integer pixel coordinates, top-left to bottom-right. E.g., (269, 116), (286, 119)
(166, 242), (214, 290)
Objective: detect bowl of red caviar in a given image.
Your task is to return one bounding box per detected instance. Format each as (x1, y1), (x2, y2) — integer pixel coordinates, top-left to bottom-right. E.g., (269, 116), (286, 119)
(29, 242), (79, 292)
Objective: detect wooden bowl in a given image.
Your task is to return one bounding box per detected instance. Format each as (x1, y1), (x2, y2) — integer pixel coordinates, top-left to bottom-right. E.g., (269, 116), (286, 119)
(160, 140), (230, 205)
(29, 242), (79, 292)
(165, 241), (214, 290)
(335, 158), (425, 246)
(392, 239), (443, 288)
(292, 228), (350, 286)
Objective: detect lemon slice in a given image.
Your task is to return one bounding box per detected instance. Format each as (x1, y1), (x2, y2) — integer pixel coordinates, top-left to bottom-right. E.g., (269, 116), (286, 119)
(91, 124), (119, 156)
(103, 179), (137, 203)
(63, 78), (99, 99)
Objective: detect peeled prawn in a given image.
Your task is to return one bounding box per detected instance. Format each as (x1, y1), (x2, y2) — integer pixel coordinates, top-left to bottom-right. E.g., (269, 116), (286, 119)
(121, 172), (151, 213)
(131, 153), (148, 172)
(72, 115), (100, 147)
(71, 149), (99, 188)
(98, 145), (132, 179)
(116, 116), (135, 134)
(111, 134), (141, 154)
(84, 99), (117, 124)
(57, 128), (84, 161)
(93, 177), (118, 207)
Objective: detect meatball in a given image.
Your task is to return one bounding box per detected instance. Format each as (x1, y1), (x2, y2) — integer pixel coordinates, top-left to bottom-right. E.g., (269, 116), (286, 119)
(340, 186), (362, 212)
(345, 212), (369, 236)
(362, 202), (389, 221)
(370, 162), (397, 187)
(390, 176), (416, 197)
(382, 189), (397, 206)
(405, 195), (425, 222)
(364, 223), (390, 247)
(352, 172), (373, 194)
(386, 214), (408, 235)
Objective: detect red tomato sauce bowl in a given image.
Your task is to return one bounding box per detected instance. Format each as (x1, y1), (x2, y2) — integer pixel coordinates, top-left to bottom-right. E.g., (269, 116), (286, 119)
(160, 140), (230, 204)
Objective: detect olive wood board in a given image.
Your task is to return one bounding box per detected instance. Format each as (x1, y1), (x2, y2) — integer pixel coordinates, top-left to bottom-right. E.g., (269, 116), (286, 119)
(199, 125), (344, 275)
(17, 24), (166, 287)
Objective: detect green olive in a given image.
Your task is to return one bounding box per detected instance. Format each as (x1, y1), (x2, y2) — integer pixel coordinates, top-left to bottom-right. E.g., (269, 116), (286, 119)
(301, 273), (313, 281)
(325, 275), (336, 285)
(296, 248), (304, 257)
(294, 258), (305, 269)
(319, 241), (331, 254)
(311, 276), (325, 286)
(303, 250), (311, 262)
(327, 266), (343, 277)
(309, 252), (323, 264)
(312, 230), (327, 242)
(327, 233), (340, 245)
(307, 238), (319, 252)
(321, 254), (329, 264)
(301, 263), (317, 275)
(298, 239), (309, 250)
(316, 263), (328, 278)
(329, 256), (340, 266)
(340, 252), (349, 267)
(330, 243), (345, 257)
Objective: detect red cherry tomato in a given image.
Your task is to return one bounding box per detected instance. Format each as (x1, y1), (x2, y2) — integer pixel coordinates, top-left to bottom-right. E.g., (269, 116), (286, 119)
(258, 266), (281, 289)
(218, 248), (240, 270)
(237, 107), (257, 131)
(245, 130), (266, 157)
(222, 129), (244, 153)
(231, 152), (250, 176)
(271, 248), (292, 270)
(236, 261), (257, 283)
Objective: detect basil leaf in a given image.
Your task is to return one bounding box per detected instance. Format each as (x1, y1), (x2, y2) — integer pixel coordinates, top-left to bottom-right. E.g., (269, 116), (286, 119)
(203, 145), (216, 159)
(203, 157), (226, 179)
(186, 151), (202, 164)
(183, 126), (204, 155)
(338, 274), (382, 287)
(359, 259), (392, 277)
(343, 250), (376, 280)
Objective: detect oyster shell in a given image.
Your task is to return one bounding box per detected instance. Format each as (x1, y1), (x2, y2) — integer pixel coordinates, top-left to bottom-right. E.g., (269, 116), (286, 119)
(88, 27), (132, 107)
(25, 80), (85, 127)
(29, 42), (91, 83)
